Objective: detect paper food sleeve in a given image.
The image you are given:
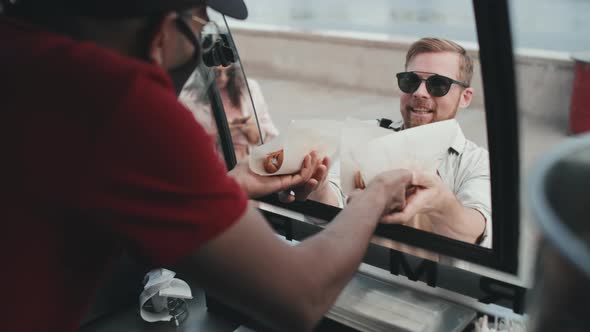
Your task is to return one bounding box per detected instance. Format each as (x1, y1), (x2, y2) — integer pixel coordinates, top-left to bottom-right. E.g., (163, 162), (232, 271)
(340, 118), (393, 195)
(249, 119), (341, 176)
(342, 119), (459, 195)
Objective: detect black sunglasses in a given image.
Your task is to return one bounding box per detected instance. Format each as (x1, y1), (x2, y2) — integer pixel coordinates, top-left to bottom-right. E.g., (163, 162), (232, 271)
(396, 71), (469, 97)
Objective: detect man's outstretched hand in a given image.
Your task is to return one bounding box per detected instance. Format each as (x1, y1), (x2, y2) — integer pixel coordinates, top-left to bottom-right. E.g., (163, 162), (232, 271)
(380, 171), (446, 224)
(229, 151), (328, 200)
(347, 169), (413, 217)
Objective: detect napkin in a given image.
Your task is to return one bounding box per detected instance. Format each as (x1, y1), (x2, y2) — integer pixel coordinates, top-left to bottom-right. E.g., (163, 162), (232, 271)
(139, 268), (193, 324)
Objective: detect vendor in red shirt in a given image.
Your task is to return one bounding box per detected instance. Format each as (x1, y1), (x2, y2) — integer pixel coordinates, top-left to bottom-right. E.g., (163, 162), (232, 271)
(1, 1), (414, 331)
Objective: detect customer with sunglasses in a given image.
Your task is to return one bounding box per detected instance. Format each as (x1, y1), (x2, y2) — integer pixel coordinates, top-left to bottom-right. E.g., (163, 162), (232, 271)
(312, 38), (491, 248)
(389, 38), (490, 248)
(1, 1), (417, 331)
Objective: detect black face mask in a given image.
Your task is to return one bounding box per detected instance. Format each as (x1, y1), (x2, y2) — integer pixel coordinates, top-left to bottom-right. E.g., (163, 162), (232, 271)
(169, 55), (201, 96)
(169, 17), (202, 96)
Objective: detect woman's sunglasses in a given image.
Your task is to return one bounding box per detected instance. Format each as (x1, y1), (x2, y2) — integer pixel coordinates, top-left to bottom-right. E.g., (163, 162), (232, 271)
(396, 71), (469, 97)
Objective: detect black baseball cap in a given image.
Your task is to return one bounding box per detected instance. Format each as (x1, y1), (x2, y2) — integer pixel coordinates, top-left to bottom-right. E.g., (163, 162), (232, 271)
(6, 0), (248, 19)
(207, 0), (248, 19)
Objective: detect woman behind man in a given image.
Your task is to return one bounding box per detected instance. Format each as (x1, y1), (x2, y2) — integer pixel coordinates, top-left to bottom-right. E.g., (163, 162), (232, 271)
(216, 64), (279, 161)
(180, 63), (279, 162)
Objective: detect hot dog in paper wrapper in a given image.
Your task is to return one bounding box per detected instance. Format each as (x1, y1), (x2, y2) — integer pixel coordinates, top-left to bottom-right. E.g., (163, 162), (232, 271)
(249, 120), (341, 176)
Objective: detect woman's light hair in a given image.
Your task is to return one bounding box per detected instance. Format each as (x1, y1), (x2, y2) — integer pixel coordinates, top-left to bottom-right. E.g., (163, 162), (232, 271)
(405, 37), (474, 86)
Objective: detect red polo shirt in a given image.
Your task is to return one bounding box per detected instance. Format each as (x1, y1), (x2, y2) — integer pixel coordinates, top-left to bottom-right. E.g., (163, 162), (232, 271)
(1, 17), (248, 332)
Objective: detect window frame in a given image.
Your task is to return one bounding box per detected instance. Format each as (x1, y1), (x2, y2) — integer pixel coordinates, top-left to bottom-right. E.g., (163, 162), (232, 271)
(214, 0), (520, 274)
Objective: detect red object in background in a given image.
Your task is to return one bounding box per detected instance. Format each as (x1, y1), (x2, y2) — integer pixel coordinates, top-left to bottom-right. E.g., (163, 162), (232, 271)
(570, 54), (590, 134)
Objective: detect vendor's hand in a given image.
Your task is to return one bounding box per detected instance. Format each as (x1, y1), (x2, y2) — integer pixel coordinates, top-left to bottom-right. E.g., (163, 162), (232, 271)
(371, 169), (413, 216)
(347, 169), (413, 217)
(380, 171), (448, 224)
(229, 152), (321, 198)
(278, 154), (330, 203)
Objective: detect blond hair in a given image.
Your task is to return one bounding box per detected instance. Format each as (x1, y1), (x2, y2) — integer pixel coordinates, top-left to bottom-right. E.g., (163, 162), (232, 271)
(405, 37), (474, 86)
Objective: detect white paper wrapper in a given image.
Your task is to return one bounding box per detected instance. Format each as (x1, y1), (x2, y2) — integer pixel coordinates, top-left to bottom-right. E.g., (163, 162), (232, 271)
(250, 119), (341, 176)
(139, 268), (192, 323)
(341, 118), (459, 195)
(340, 118), (393, 195)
